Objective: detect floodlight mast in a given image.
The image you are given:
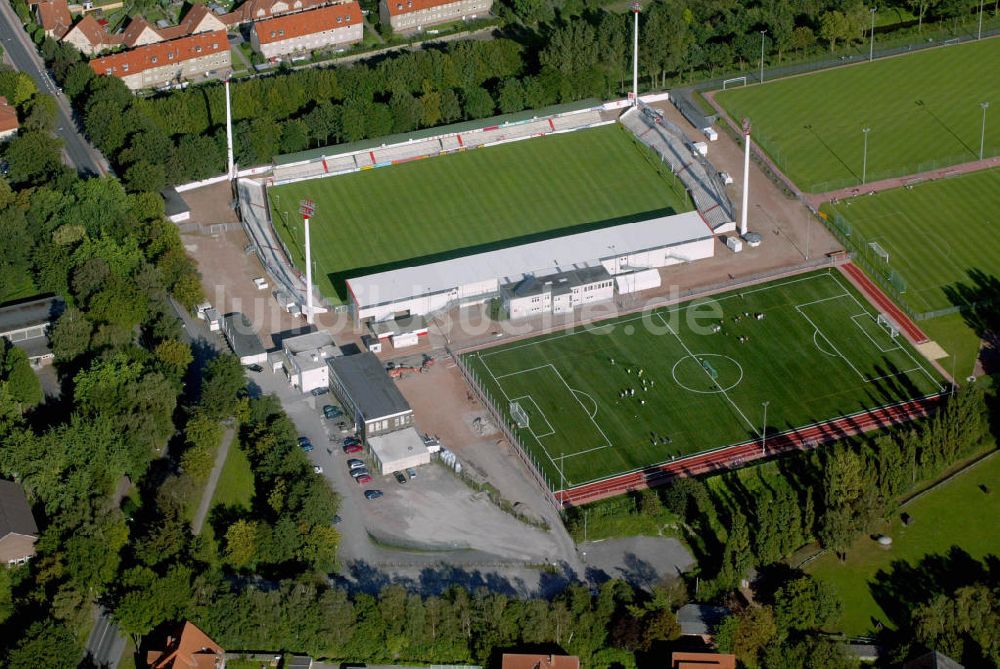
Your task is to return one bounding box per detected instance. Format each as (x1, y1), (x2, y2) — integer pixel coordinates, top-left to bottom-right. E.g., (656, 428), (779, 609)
(631, 0), (641, 106)
(740, 118), (751, 236)
(300, 199), (316, 324)
(224, 76), (235, 179)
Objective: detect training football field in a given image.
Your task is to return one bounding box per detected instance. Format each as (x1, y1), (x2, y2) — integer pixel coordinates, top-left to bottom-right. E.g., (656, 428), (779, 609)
(268, 124), (692, 302)
(715, 38), (1000, 193)
(463, 271), (944, 489)
(824, 168), (1000, 315)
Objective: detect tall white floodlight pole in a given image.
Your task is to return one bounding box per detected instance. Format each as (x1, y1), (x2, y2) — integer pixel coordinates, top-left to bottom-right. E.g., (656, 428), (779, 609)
(981, 102), (991, 160)
(631, 0), (640, 106)
(224, 77), (235, 179)
(869, 7), (877, 61)
(862, 126), (871, 184)
(740, 118), (751, 236)
(759, 30), (766, 84)
(978, 0), (985, 39)
(299, 199), (316, 324)
(761, 401), (769, 455)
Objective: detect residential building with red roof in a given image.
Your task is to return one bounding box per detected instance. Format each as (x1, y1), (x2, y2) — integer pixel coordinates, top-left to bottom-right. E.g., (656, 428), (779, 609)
(35, 0), (72, 38)
(157, 5), (228, 41)
(62, 14), (122, 55)
(89, 29), (231, 91)
(120, 16), (164, 48)
(379, 0), (489, 32)
(145, 621), (223, 669)
(250, 1), (361, 59)
(500, 654), (580, 669)
(670, 652), (737, 669)
(220, 0), (338, 26)
(0, 97), (20, 141)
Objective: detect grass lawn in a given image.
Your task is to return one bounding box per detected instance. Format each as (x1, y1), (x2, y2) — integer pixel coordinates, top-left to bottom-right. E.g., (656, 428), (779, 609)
(715, 38), (1000, 192)
(210, 442), (254, 511)
(920, 312), (983, 381)
(0, 276), (38, 305)
(808, 450), (1000, 636)
(269, 124), (692, 302)
(463, 270), (943, 489)
(823, 168), (1000, 315)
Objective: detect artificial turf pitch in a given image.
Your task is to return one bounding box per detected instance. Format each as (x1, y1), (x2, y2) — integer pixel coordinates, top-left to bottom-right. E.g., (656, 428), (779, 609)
(268, 124), (692, 302)
(823, 168), (1000, 315)
(715, 38), (1000, 193)
(463, 270), (943, 489)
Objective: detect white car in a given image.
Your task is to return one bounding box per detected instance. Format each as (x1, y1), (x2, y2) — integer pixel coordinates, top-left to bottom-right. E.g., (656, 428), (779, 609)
(253, 277), (269, 290)
(313, 465), (323, 474)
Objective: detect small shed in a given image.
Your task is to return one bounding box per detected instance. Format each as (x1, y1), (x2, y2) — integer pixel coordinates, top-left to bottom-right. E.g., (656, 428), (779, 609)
(368, 427), (431, 474)
(204, 307), (221, 331)
(221, 312), (267, 365)
(676, 604), (730, 640)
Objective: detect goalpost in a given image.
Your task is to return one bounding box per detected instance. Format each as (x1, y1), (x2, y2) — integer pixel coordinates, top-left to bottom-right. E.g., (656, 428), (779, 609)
(510, 401), (530, 429)
(722, 76), (747, 90)
(868, 241), (890, 264)
(876, 313), (900, 339)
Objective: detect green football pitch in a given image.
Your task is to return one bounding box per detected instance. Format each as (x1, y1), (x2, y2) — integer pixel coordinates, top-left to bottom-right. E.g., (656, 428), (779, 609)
(715, 38), (1000, 193)
(463, 270), (943, 489)
(823, 168), (1000, 315)
(268, 125), (692, 302)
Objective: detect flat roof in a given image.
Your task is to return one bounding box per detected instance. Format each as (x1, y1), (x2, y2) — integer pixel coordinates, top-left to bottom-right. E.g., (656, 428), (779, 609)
(348, 211), (711, 309)
(503, 265), (611, 300)
(368, 427), (427, 465)
(328, 353), (410, 420)
(369, 315), (429, 337)
(0, 296), (64, 335)
(223, 312), (266, 358)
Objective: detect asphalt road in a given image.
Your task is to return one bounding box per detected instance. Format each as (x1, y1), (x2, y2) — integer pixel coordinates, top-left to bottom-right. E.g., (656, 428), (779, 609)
(0, 1), (108, 176)
(83, 608), (127, 669)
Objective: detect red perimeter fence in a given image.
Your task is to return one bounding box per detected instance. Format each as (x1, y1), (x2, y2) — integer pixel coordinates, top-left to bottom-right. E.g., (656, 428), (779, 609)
(557, 393), (946, 507)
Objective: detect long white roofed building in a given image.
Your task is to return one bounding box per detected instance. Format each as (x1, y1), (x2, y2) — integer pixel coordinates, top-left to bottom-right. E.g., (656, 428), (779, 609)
(347, 210), (715, 322)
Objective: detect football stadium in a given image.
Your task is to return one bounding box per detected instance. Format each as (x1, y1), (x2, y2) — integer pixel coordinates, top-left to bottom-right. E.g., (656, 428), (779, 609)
(268, 123), (694, 303)
(461, 270), (944, 490)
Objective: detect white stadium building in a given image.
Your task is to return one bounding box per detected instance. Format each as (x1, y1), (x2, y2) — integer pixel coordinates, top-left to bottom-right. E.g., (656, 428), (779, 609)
(346, 210), (715, 323)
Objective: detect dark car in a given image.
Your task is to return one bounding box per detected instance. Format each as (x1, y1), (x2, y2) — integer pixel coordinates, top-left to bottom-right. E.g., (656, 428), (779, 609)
(364, 489), (383, 500)
(347, 459), (365, 470)
(297, 436), (314, 452)
(343, 443), (363, 454)
(323, 404), (342, 419)
(355, 474), (373, 485)
(343, 436), (360, 447)
(310, 387), (329, 397)
(350, 467), (369, 479)
(246, 364), (263, 373)
(394, 471), (407, 484)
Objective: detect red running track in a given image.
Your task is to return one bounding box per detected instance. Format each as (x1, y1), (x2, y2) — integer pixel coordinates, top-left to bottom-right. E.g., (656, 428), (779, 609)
(839, 262), (928, 344)
(556, 393), (945, 507)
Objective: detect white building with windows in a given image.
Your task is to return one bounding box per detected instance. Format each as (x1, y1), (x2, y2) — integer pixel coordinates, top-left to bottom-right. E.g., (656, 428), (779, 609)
(501, 266), (614, 320)
(347, 210), (715, 323)
(327, 353), (414, 439)
(250, 2), (363, 60)
(277, 330), (340, 393)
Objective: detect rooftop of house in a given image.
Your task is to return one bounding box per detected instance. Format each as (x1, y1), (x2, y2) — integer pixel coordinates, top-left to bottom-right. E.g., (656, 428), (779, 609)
(63, 13), (122, 48)
(146, 621), (224, 669)
(385, 0), (467, 17)
(252, 1), (361, 44)
(89, 30), (228, 79)
(500, 654), (580, 669)
(0, 480), (38, 540)
(0, 296), (64, 337)
(35, 0), (72, 37)
(0, 96), (18, 134)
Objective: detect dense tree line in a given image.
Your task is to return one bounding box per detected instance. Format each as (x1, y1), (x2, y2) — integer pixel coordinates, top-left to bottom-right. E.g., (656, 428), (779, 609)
(18, 0), (989, 187)
(0, 114), (205, 666)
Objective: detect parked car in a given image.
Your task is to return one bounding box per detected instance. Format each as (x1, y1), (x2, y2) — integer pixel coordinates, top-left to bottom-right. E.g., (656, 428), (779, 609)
(347, 459), (365, 470)
(343, 436), (360, 447)
(310, 387), (329, 397)
(406, 467), (417, 479)
(332, 514), (342, 524)
(298, 437), (314, 452)
(356, 474), (373, 485)
(253, 277), (268, 290)
(313, 465), (323, 474)
(350, 468), (369, 479)
(323, 405), (342, 419)
(394, 471), (407, 484)
(364, 489), (383, 500)
(246, 364), (263, 373)
(343, 443), (363, 454)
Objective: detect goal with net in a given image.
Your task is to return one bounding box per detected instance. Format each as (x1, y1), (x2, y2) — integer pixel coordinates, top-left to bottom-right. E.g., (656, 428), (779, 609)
(510, 401), (530, 429)
(868, 241), (890, 263)
(876, 313), (900, 339)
